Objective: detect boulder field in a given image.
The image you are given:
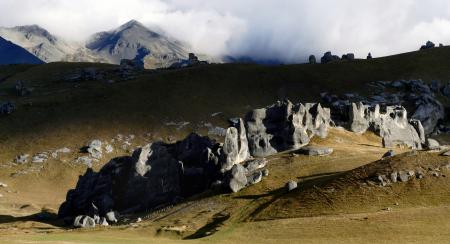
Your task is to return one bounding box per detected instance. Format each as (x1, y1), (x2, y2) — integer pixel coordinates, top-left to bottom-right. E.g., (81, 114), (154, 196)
(58, 95), (440, 227)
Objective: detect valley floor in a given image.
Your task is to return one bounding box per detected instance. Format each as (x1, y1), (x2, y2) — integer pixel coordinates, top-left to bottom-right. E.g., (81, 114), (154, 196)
(2, 206), (450, 243)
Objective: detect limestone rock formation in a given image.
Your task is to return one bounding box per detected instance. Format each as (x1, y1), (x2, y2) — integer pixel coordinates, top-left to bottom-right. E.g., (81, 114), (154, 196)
(320, 51), (340, 64)
(308, 55), (316, 64)
(221, 118), (250, 172)
(286, 180), (298, 191)
(296, 146), (333, 156)
(58, 133), (222, 222)
(420, 41), (435, 50)
(245, 100), (331, 157)
(348, 103), (423, 149)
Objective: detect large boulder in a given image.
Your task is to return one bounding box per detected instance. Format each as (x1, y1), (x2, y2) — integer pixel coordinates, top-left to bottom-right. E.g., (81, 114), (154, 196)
(221, 119), (250, 172)
(228, 164), (248, 193)
(321, 51), (340, 64)
(245, 100), (331, 157)
(58, 133), (222, 221)
(420, 41), (435, 50)
(308, 55), (316, 64)
(73, 215), (96, 228)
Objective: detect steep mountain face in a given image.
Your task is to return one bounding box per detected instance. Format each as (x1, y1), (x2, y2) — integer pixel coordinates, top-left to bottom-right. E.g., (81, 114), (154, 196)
(0, 25), (103, 63)
(0, 36), (44, 65)
(86, 20), (189, 69)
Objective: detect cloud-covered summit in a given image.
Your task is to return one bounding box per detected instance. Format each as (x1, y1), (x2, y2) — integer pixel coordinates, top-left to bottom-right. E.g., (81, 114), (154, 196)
(1, 0), (450, 62)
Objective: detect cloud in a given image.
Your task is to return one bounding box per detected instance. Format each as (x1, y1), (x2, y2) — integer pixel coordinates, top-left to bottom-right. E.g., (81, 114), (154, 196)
(1, 0), (450, 62)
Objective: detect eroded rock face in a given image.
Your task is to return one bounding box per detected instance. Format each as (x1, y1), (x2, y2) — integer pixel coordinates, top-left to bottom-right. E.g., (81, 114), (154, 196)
(245, 100), (331, 157)
(221, 119), (250, 172)
(59, 133), (222, 221)
(348, 103), (423, 149)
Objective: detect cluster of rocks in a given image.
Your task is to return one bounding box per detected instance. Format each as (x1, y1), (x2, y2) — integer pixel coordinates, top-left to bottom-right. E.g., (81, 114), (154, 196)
(320, 52), (341, 64)
(63, 68), (105, 82)
(0, 101), (15, 115)
(375, 165), (448, 187)
(170, 53), (208, 69)
(321, 79), (445, 136)
(119, 59), (145, 71)
(315, 52), (356, 64)
(420, 41), (436, 50)
(58, 99), (333, 227)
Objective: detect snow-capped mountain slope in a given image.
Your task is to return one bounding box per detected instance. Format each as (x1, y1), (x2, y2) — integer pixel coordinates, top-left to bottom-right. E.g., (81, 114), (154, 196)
(0, 36), (44, 65)
(86, 20), (189, 69)
(0, 25), (104, 63)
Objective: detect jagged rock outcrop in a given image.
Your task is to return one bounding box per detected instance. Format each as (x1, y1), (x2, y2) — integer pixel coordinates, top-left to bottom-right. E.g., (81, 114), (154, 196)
(58, 133), (222, 222)
(245, 100), (331, 157)
(221, 119), (250, 172)
(420, 41), (435, 50)
(320, 51), (340, 64)
(348, 103), (423, 149)
(321, 79), (444, 135)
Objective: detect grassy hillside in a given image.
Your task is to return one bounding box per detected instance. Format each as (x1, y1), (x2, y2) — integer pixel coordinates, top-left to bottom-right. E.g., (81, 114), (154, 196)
(2, 47), (450, 243)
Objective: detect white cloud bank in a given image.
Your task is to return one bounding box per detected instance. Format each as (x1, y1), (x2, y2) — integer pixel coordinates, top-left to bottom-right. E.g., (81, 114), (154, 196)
(1, 0), (450, 62)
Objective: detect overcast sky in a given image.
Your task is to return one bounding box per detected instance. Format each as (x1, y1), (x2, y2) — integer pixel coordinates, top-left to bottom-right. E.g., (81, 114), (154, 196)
(1, 0), (450, 62)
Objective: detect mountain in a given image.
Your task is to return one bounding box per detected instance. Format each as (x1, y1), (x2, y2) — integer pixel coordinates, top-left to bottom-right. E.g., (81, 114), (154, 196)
(86, 20), (189, 69)
(0, 36), (44, 65)
(0, 25), (104, 63)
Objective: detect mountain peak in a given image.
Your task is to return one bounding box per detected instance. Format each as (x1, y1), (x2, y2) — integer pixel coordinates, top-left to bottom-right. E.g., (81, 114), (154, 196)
(117, 19), (147, 32)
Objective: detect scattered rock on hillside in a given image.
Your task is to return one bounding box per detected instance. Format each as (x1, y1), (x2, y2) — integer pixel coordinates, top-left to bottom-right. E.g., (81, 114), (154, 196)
(295, 146), (333, 156)
(105, 144), (114, 154)
(106, 211), (119, 223)
(0, 182), (7, 187)
(74, 215), (96, 228)
(15, 154), (29, 164)
(426, 139), (440, 150)
(32, 153), (48, 163)
(86, 140), (103, 159)
(286, 180), (298, 191)
(64, 68), (104, 82)
(51, 147), (71, 158)
(0, 101), (15, 115)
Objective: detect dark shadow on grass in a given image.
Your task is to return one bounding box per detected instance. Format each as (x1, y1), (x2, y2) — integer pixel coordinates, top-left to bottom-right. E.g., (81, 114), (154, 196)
(0, 209), (66, 228)
(241, 171), (347, 222)
(183, 212), (230, 240)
